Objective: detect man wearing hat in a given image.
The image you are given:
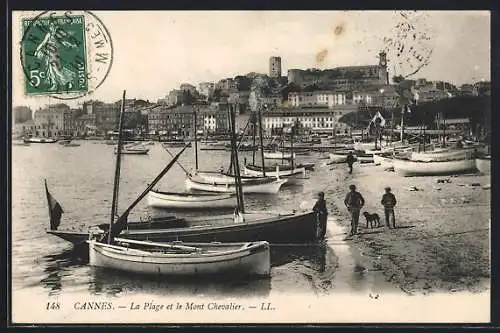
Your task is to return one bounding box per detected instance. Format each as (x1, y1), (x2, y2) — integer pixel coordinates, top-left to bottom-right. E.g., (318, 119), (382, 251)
(313, 191), (328, 239)
(381, 186), (397, 228)
(344, 185), (365, 236)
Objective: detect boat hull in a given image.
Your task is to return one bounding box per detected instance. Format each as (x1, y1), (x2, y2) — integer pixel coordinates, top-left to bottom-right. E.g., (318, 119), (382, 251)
(263, 152), (295, 160)
(147, 191), (236, 209)
(88, 240), (271, 277)
(185, 176), (287, 194)
(475, 157), (490, 174)
(243, 164), (305, 177)
(410, 148), (476, 162)
(48, 211), (320, 245)
(23, 137), (57, 143)
(329, 153), (348, 163)
(393, 158), (477, 177)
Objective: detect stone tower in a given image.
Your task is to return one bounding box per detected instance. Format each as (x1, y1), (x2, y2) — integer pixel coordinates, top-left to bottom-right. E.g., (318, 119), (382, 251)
(378, 52), (389, 85)
(269, 56), (282, 78)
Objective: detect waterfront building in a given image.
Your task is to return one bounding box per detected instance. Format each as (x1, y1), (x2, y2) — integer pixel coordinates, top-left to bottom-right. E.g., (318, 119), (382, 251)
(269, 56), (282, 78)
(75, 114), (97, 136)
(13, 120), (35, 138)
(288, 90), (349, 108)
(200, 106), (229, 134)
(33, 104), (69, 137)
(147, 104), (207, 137)
(261, 105), (355, 136)
(249, 91), (283, 111)
(14, 106), (33, 124)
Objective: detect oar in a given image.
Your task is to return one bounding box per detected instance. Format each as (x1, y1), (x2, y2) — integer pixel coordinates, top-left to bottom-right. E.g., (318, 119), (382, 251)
(160, 143), (191, 176)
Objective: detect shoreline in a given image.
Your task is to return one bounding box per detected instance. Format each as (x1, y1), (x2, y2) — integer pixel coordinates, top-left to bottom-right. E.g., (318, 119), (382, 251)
(323, 161), (490, 295)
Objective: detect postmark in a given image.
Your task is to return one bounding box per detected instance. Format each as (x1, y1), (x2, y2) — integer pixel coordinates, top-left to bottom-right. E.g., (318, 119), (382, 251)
(382, 10), (434, 78)
(20, 11), (113, 100)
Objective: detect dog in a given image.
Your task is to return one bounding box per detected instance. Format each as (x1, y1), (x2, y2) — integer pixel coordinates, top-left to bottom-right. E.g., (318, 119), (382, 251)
(363, 212), (381, 229)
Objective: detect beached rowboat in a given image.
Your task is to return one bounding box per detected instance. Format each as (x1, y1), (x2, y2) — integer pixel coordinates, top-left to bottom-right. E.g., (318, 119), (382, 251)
(147, 190), (236, 209)
(87, 237), (271, 277)
(410, 148), (476, 162)
(393, 158), (477, 177)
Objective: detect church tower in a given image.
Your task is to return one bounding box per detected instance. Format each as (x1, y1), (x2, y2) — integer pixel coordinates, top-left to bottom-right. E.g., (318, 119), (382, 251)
(378, 52), (388, 85)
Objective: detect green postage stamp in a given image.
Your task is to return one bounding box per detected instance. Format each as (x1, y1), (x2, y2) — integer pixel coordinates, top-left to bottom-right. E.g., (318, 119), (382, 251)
(20, 11), (113, 99)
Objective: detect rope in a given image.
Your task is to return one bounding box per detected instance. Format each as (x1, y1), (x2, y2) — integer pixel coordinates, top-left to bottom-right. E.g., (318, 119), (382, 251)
(160, 143), (191, 176)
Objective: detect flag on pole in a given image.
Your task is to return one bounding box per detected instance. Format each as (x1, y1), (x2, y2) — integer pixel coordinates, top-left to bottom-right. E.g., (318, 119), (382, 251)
(44, 179), (64, 230)
(370, 111), (386, 127)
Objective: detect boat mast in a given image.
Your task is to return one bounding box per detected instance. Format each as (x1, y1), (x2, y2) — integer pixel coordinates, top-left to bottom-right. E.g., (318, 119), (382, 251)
(108, 90), (127, 244)
(193, 108), (198, 171)
(229, 104), (244, 212)
(257, 105), (266, 177)
(290, 120), (295, 169)
(252, 112), (256, 166)
(400, 105), (405, 143)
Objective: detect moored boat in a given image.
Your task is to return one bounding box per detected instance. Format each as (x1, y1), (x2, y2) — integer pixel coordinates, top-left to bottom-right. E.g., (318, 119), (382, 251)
(475, 156), (490, 174)
(185, 174), (287, 194)
(62, 142), (81, 147)
(263, 151), (295, 160)
(23, 137), (57, 144)
(87, 237), (271, 278)
(243, 164), (305, 177)
(329, 151), (351, 163)
(393, 157), (477, 177)
(147, 190), (236, 210)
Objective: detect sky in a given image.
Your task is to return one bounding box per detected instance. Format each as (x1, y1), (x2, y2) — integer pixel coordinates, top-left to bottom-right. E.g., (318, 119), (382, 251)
(12, 10), (490, 109)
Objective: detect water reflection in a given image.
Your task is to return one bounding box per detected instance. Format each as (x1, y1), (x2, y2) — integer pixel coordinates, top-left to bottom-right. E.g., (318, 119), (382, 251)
(88, 267), (271, 298)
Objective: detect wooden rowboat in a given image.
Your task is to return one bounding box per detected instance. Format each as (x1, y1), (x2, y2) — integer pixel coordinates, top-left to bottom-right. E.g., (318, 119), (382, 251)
(393, 158), (477, 177)
(263, 151), (295, 160)
(147, 190), (236, 210)
(87, 237), (271, 278)
(410, 148), (476, 162)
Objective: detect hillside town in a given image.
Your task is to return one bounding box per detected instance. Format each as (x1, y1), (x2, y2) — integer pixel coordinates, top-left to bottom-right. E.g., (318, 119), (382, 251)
(13, 52), (491, 140)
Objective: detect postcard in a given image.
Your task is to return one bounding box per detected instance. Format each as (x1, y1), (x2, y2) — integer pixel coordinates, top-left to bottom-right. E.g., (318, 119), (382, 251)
(11, 10), (491, 324)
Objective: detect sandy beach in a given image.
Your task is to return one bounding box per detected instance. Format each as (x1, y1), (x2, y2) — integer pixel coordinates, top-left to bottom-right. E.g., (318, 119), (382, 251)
(322, 161), (490, 295)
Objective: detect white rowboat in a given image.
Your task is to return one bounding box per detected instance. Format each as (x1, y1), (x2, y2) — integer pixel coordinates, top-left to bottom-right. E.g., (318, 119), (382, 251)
(147, 190), (236, 209)
(185, 175), (287, 194)
(87, 238), (271, 277)
(264, 151), (295, 160)
(410, 148), (476, 162)
(393, 158), (477, 177)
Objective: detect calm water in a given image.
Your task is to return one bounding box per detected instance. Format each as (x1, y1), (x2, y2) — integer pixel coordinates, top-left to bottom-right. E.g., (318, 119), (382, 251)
(12, 141), (374, 298)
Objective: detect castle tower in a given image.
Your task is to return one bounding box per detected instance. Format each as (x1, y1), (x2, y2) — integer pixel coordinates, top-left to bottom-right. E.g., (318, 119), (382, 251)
(269, 56), (282, 78)
(378, 52), (389, 85)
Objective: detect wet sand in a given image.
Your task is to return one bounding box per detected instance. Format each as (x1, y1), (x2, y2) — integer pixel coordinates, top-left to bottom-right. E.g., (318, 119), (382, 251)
(323, 162), (490, 295)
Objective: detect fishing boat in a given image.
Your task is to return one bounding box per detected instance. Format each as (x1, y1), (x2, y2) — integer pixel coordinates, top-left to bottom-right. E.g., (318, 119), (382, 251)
(475, 156), (491, 174)
(393, 157), (477, 177)
(263, 151), (295, 160)
(355, 153), (374, 164)
(147, 190), (236, 210)
(243, 164), (305, 177)
(409, 148), (476, 162)
(23, 137), (57, 144)
(162, 140), (192, 148)
(328, 151), (352, 163)
(87, 237), (271, 278)
(58, 139), (71, 145)
(62, 142), (81, 147)
(185, 174), (287, 194)
(45, 91), (271, 279)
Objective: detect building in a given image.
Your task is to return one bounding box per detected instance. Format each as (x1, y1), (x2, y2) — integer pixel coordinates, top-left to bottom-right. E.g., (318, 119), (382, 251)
(200, 107), (229, 134)
(92, 102), (119, 134)
(167, 89), (183, 106)
(261, 105), (356, 136)
(269, 56), (282, 78)
(13, 120), (35, 137)
(288, 90), (349, 108)
(215, 78), (237, 92)
(180, 83), (197, 94)
(32, 105), (70, 137)
(287, 52), (388, 88)
(147, 105), (207, 137)
(249, 91), (283, 111)
(75, 114), (97, 136)
(199, 82), (215, 99)
(14, 106), (33, 124)
(412, 85), (451, 104)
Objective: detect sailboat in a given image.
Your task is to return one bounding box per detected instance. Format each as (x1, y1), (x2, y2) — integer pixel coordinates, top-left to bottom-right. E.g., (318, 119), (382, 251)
(46, 100), (320, 246)
(45, 91), (271, 278)
(243, 112), (310, 185)
(185, 107), (288, 194)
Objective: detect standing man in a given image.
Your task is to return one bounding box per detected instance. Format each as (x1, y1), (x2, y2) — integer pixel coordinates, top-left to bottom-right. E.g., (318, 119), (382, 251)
(346, 151), (356, 174)
(344, 185), (365, 236)
(313, 191), (328, 240)
(381, 186), (397, 228)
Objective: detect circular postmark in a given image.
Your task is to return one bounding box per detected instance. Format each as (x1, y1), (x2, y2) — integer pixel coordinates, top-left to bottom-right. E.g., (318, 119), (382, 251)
(20, 10), (113, 100)
(382, 11), (434, 79)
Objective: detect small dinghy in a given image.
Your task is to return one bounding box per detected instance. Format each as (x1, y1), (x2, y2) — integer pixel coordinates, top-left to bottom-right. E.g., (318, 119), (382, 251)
(147, 190), (236, 210)
(87, 237), (271, 277)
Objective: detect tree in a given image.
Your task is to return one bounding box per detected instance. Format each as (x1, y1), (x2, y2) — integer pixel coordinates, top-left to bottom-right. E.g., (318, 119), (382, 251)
(392, 75), (405, 84)
(181, 90), (194, 105)
(234, 75), (252, 91)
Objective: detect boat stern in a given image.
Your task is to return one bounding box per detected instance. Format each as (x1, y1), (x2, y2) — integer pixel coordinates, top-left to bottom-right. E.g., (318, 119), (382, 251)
(246, 241), (271, 277)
